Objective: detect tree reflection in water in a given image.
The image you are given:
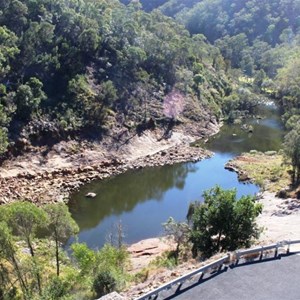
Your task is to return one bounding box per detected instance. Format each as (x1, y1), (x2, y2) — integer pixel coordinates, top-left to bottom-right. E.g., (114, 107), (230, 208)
(68, 163), (197, 230)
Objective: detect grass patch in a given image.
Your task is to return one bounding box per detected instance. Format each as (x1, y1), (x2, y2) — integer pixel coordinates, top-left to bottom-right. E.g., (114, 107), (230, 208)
(150, 251), (178, 269)
(232, 152), (291, 192)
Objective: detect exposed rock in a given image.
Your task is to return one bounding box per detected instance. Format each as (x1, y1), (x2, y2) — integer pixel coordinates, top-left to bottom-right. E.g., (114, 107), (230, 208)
(96, 292), (124, 300)
(225, 161), (251, 183)
(85, 192), (97, 198)
(0, 128), (213, 205)
(127, 237), (175, 272)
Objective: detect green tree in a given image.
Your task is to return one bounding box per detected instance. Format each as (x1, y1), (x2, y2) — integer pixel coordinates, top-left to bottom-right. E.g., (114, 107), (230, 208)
(93, 270), (117, 298)
(68, 75), (117, 128)
(72, 243), (129, 295)
(253, 69), (267, 92)
(216, 34), (249, 69)
(78, 28), (101, 55)
(187, 186), (262, 258)
(0, 26), (19, 80)
(283, 123), (300, 185)
(0, 0), (28, 35)
(276, 55), (300, 110)
(44, 203), (79, 277)
(14, 78), (46, 120)
(71, 243), (96, 275)
(5, 202), (47, 295)
(0, 126), (8, 154)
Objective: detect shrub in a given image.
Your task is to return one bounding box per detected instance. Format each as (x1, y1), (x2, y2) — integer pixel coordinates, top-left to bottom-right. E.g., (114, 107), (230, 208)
(40, 277), (69, 300)
(93, 271), (117, 297)
(188, 186), (262, 258)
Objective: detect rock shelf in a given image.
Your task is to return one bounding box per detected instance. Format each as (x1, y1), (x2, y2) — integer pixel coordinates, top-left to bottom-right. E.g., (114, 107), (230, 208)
(0, 144), (211, 205)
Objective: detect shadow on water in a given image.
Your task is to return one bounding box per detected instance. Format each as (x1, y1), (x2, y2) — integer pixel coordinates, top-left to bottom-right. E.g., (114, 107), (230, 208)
(68, 104), (284, 248)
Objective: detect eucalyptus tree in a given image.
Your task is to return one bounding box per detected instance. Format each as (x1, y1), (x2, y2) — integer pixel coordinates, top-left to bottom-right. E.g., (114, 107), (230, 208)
(163, 217), (190, 264)
(283, 123), (300, 186)
(0, 221), (30, 299)
(44, 203), (79, 277)
(5, 202), (47, 295)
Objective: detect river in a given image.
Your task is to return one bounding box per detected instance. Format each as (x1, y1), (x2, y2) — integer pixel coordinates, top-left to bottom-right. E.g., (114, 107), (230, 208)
(68, 104), (284, 248)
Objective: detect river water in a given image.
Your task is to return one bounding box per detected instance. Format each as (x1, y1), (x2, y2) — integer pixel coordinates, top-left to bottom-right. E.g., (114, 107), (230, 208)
(68, 105), (284, 248)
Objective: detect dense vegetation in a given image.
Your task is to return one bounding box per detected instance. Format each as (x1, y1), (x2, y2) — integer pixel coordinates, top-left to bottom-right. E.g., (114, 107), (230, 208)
(121, 1), (300, 151)
(121, 0), (300, 177)
(0, 0), (231, 156)
(2, 0), (300, 166)
(0, 201), (130, 299)
(120, 0), (199, 14)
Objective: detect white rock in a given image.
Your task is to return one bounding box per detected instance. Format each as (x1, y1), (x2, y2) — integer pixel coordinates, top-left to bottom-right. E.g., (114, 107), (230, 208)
(85, 192), (97, 198)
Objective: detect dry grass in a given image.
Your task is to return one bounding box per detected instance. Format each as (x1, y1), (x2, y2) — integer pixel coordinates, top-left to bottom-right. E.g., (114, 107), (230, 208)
(232, 152), (291, 192)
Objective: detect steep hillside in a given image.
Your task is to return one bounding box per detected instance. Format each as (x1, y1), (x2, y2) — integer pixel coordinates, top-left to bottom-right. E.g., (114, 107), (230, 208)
(0, 0), (230, 158)
(173, 0), (300, 75)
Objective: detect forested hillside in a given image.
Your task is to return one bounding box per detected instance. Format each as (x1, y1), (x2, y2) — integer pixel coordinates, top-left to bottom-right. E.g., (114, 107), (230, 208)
(0, 0), (232, 157)
(120, 0), (198, 14)
(173, 0), (300, 130)
(3, 0), (300, 159)
(119, 0), (300, 130)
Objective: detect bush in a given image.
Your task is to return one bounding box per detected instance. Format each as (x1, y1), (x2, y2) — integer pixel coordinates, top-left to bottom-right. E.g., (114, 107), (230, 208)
(150, 251), (177, 269)
(93, 271), (117, 297)
(40, 277), (69, 300)
(134, 269), (149, 283)
(188, 186), (262, 258)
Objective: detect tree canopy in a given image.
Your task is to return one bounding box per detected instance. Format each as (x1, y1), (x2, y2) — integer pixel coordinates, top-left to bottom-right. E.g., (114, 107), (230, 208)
(187, 186), (262, 258)
(0, 0), (231, 156)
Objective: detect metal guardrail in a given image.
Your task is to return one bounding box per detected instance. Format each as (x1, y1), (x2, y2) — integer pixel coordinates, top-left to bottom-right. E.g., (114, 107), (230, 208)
(135, 254), (230, 300)
(236, 239), (300, 261)
(235, 243), (278, 261)
(135, 240), (300, 300)
(285, 239), (300, 253)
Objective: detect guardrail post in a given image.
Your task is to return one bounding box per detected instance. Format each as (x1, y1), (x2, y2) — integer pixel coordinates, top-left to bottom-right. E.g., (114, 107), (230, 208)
(175, 282), (183, 293)
(259, 246), (264, 260)
(220, 264), (224, 271)
(274, 244), (278, 257)
(198, 272), (204, 282)
(286, 240), (291, 254)
(235, 251), (240, 266)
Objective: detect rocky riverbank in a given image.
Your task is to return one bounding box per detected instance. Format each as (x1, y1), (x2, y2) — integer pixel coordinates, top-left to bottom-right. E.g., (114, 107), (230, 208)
(224, 157), (252, 182)
(0, 128), (215, 205)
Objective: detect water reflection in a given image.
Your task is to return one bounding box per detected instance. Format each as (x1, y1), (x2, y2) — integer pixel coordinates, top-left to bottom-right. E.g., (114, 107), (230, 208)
(207, 106), (284, 155)
(68, 163), (198, 246)
(69, 156), (258, 248)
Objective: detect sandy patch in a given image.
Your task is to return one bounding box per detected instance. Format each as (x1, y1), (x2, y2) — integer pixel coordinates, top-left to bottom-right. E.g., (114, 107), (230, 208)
(257, 191), (300, 251)
(123, 131), (194, 161)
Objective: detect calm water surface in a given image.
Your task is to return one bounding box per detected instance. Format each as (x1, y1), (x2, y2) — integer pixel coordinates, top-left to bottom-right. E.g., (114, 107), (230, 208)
(68, 105), (284, 248)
